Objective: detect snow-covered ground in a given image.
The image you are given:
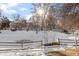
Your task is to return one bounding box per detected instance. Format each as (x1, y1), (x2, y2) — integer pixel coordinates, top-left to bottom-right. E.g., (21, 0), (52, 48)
(0, 30), (71, 42)
(0, 30), (78, 56)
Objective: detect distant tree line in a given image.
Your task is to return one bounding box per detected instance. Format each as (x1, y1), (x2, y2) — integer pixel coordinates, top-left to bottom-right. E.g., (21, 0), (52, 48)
(0, 3), (79, 32)
(0, 15), (28, 31)
(30, 3), (79, 33)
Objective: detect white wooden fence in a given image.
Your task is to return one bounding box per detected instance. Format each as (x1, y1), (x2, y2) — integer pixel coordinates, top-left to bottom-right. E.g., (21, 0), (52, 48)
(0, 40), (44, 56)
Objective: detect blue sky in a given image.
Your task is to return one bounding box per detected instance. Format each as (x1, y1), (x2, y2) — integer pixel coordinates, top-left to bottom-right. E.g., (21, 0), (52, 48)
(0, 3), (64, 21)
(0, 3), (33, 20)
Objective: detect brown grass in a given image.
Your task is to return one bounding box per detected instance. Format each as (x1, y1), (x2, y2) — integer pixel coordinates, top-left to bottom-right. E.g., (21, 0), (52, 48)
(47, 48), (79, 56)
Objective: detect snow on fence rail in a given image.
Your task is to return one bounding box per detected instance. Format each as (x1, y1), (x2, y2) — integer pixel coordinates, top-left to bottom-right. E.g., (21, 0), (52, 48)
(0, 40), (43, 48)
(58, 38), (79, 50)
(0, 40), (44, 56)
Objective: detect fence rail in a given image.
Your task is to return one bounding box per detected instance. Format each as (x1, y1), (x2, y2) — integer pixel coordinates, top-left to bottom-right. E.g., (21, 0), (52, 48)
(0, 41), (42, 44)
(0, 40), (43, 50)
(58, 38), (79, 47)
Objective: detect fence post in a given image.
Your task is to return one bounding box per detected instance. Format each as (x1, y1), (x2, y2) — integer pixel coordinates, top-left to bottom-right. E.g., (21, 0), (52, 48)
(58, 38), (60, 48)
(21, 40), (24, 49)
(75, 38), (78, 56)
(41, 40), (43, 52)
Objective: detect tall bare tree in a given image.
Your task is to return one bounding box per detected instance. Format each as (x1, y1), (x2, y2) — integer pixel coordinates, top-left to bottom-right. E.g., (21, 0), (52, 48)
(31, 3), (56, 30)
(57, 3), (79, 32)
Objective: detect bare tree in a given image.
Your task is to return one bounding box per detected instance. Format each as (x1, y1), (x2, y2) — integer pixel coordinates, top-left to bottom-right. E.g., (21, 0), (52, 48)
(57, 3), (79, 33)
(31, 3), (56, 31)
